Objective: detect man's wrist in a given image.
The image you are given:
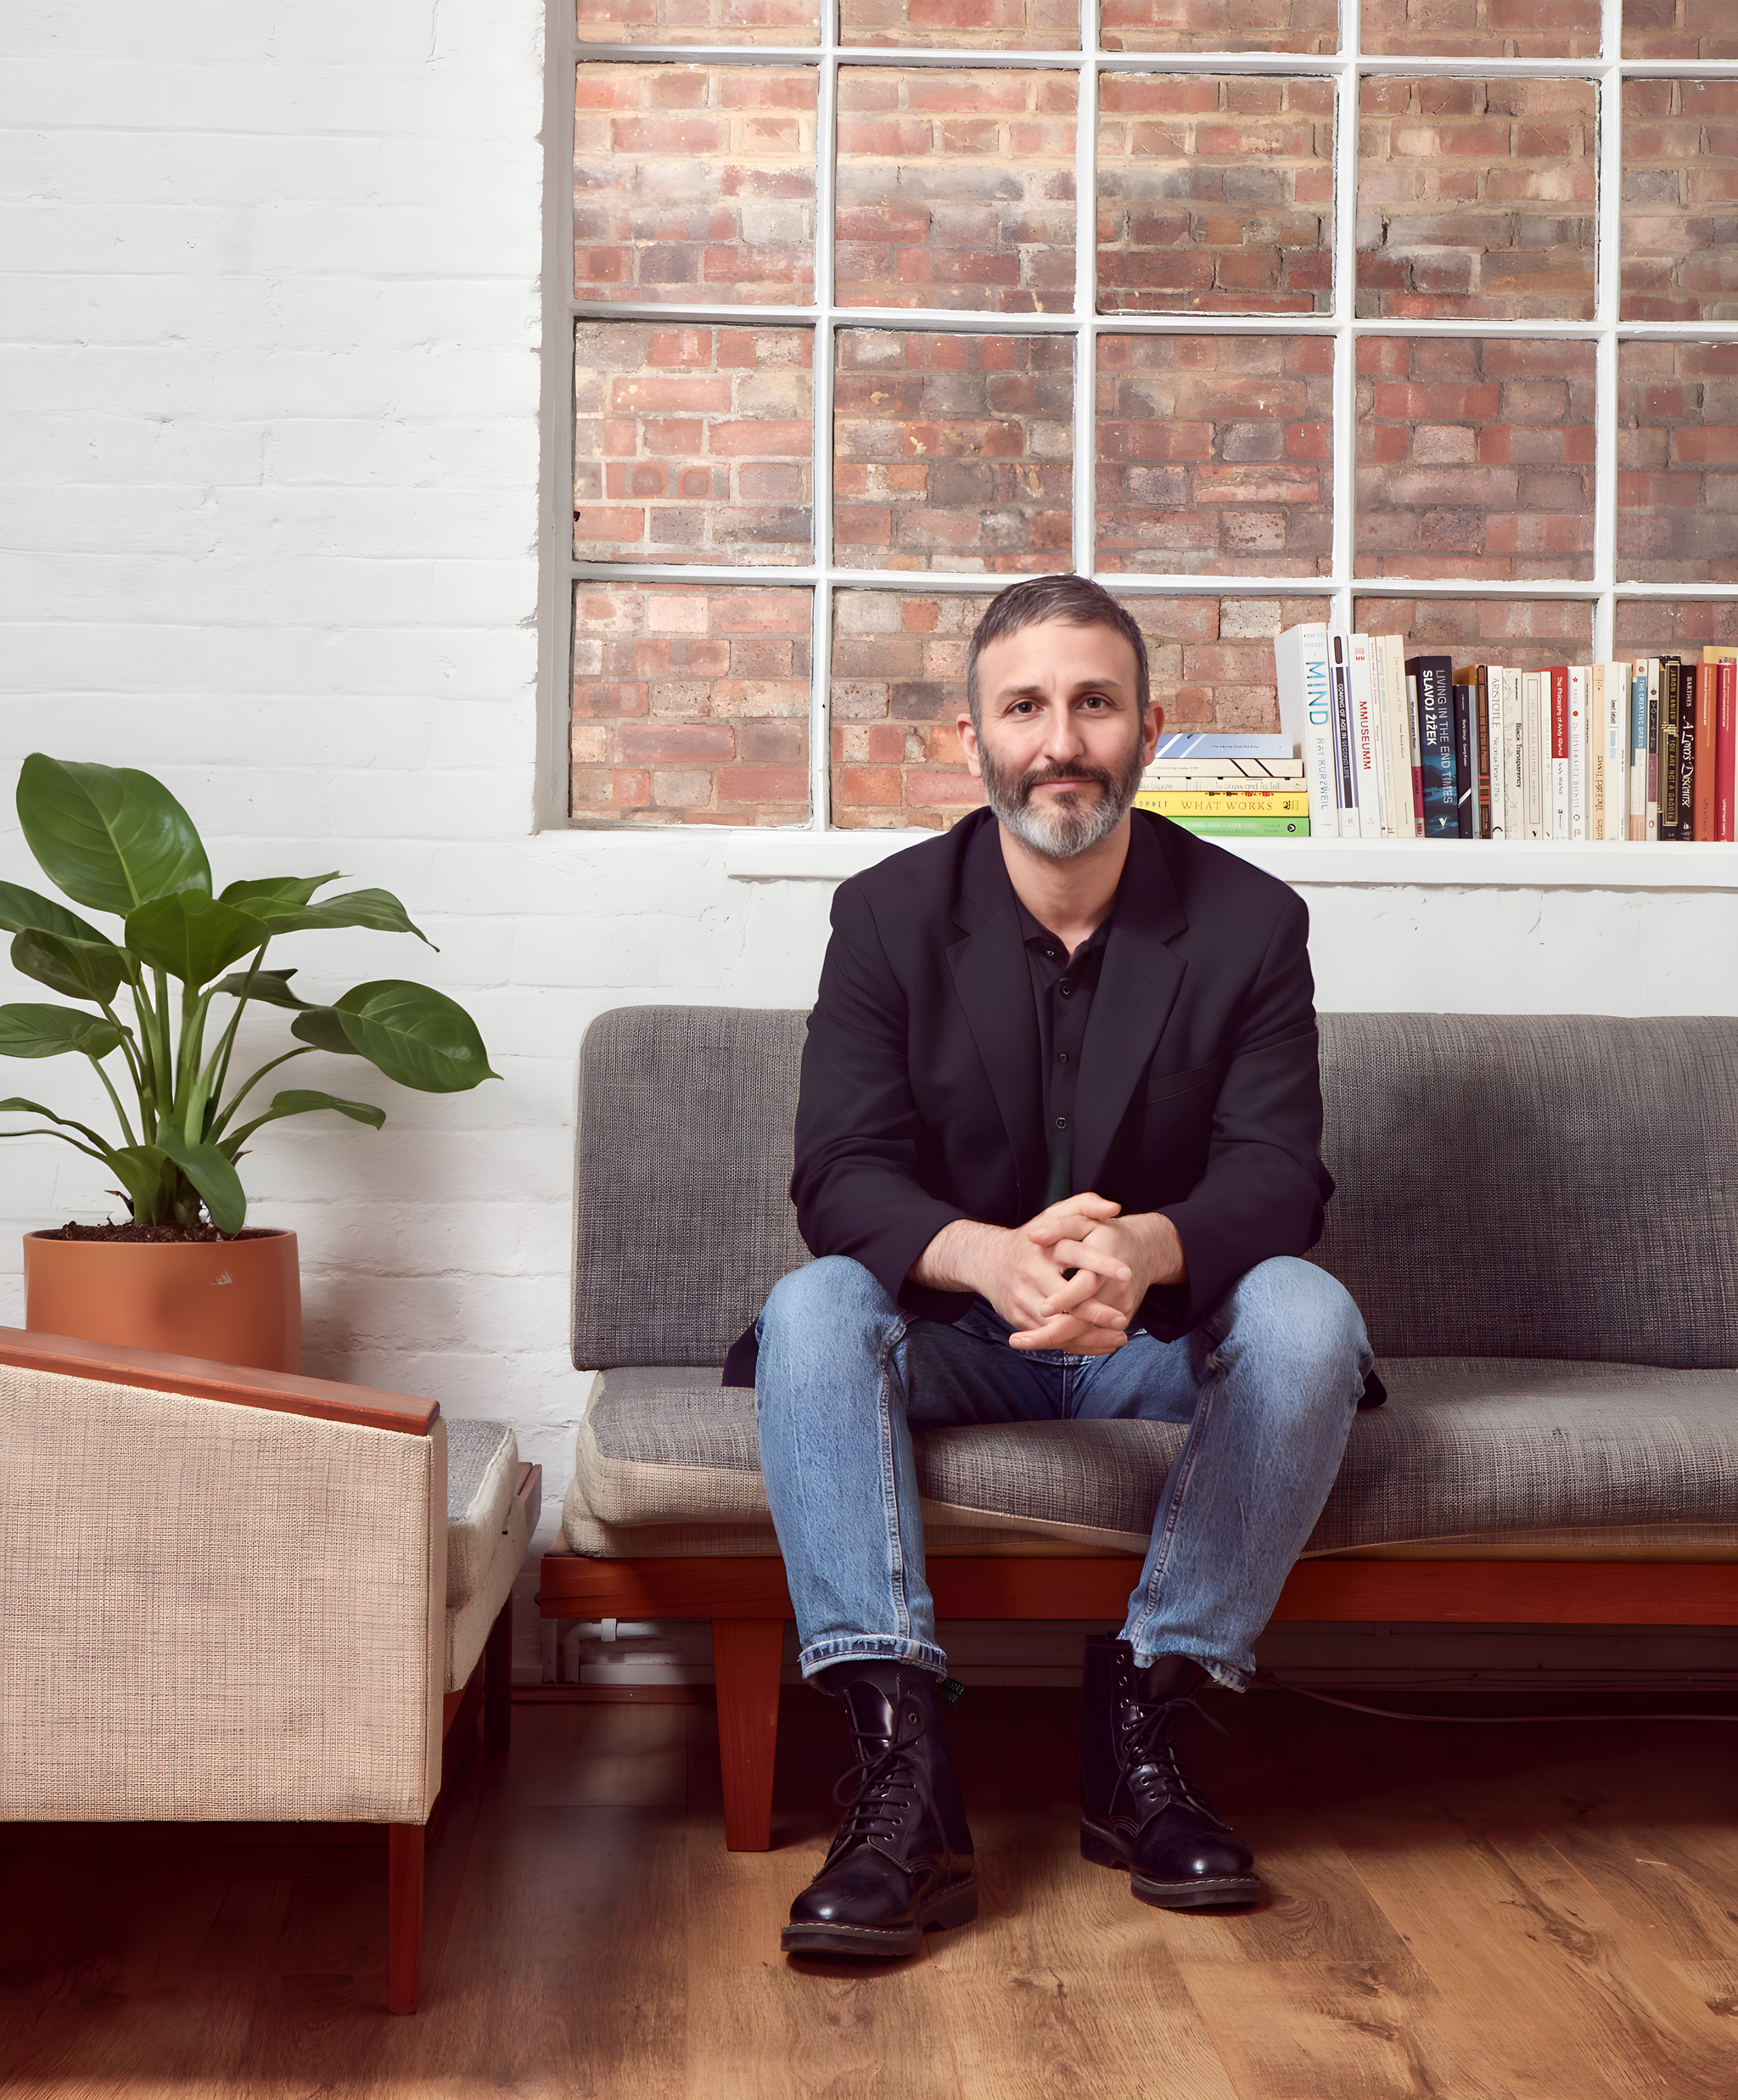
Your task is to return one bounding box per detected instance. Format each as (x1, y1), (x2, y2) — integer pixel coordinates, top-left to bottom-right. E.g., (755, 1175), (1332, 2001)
(1124, 1210), (1187, 1290)
(908, 1216), (1007, 1297)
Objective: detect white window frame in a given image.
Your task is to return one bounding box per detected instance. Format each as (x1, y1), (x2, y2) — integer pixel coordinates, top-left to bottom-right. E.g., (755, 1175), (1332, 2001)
(536, 0), (1738, 836)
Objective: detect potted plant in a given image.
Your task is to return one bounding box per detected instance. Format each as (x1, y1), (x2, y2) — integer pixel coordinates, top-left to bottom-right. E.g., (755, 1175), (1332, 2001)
(1, 755), (498, 1371)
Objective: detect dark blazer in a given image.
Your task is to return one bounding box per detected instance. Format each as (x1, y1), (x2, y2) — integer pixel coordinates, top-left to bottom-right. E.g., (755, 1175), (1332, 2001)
(723, 806), (1334, 1384)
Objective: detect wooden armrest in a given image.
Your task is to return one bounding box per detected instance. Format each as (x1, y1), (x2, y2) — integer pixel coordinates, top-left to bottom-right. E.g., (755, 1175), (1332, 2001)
(0, 1324), (438, 1436)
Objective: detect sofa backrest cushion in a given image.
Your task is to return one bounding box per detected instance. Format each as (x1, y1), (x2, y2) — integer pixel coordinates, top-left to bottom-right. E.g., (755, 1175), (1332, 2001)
(573, 1005), (1738, 1372)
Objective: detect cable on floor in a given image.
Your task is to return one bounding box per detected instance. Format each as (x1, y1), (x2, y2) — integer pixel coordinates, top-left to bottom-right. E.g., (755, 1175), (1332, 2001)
(1266, 1682), (1738, 1725)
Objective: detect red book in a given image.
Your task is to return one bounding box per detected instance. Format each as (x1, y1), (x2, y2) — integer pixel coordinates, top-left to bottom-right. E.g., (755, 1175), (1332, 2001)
(1718, 660), (1736, 844)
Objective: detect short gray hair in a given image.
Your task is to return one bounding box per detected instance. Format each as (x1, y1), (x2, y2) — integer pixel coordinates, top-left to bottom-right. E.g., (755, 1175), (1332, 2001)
(965, 575), (1151, 729)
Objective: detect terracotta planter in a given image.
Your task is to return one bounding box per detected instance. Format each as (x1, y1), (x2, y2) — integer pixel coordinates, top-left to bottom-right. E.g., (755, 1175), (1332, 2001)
(23, 1229), (302, 1373)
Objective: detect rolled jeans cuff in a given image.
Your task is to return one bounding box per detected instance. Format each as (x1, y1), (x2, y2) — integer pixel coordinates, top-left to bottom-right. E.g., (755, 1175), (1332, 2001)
(798, 1634), (949, 1682)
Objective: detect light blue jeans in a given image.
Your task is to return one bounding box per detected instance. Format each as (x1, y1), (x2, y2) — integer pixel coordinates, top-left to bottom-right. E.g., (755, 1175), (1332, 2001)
(753, 1254), (1372, 1692)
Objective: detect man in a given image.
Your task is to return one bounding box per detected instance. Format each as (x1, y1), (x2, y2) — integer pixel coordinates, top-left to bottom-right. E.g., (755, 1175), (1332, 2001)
(737, 574), (1377, 1958)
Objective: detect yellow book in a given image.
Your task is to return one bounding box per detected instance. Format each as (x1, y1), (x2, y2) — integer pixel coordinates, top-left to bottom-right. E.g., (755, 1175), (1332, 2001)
(1135, 790), (1310, 817)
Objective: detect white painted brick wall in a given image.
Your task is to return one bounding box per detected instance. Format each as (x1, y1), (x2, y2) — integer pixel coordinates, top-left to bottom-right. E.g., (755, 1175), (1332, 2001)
(6, 0), (1738, 1694)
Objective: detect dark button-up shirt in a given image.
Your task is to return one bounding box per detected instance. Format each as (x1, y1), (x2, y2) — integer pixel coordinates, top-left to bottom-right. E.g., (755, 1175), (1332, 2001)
(1014, 895), (1114, 1207)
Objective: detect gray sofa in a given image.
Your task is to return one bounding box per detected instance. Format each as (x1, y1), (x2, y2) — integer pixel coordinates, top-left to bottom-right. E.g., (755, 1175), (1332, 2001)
(545, 1008), (1738, 1843)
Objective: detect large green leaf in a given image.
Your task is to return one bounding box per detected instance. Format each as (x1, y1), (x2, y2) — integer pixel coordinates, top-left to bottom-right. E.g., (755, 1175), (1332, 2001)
(255, 887), (433, 946)
(224, 1087), (387, 1152)
(17, 755), (210, 915)
(0, 1003), (123, 1059)
(11, 929), (127, 1008)
(125, 890), (268, 989)
(0, 880), (109, 945)
(154, 1123), (247, 1234)
(219, 873), (340, 912)
(289, 1005), (363, 1057)
(107, 1143), (182, 1224)
(212, 966), (314, 1011)
(333, 981), (498, 1093)
(0, 1096), (116, 1155)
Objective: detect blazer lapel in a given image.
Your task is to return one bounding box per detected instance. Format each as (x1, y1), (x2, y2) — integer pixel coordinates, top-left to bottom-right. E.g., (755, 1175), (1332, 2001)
(945, 818), (1047, 1217)
(1073, 816), (1189, 1195)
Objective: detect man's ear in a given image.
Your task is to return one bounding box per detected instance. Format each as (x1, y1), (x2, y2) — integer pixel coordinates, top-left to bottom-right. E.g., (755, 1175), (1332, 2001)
(957, 710), (983, 779)
(1141, 704), (1162, 766)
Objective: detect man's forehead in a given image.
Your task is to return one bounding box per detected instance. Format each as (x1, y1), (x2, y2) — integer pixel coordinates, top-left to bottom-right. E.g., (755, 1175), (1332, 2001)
(977, 619), (1139, 688)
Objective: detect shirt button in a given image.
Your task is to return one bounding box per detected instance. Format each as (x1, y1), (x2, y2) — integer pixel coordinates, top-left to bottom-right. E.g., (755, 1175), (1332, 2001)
(1045, 947), (1057, 959)
(1055, 1115), (1068, 1130)
(1059, 985), (1073, 998)
(1057, 1052), (1068, 1063)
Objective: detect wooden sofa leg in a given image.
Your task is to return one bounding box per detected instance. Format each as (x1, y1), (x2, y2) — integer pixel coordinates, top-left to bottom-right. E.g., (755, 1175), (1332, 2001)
(485, 1594), (513, 1755)
(387, 1822), (425, 2014)
(712, 1617), (785, 1851)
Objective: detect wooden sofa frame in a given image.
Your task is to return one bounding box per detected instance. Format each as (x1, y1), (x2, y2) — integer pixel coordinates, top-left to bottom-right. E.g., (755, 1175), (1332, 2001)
(540, 1549), (1738, 1850)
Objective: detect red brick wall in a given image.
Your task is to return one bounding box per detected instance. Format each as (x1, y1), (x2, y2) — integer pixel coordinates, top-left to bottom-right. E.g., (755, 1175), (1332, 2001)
(833, 331), (1073, 572)
(1618, 342), (1738, 586)
(1354, 595), (1595, 670)
(1099, 0), (1334, 54)
(1355, 336), (1596, 581)
(1621, 81), (1738, 323)
(1613, 599), (1738, 656)
(577, 0), (818, 42)
(1623, 0), (1738, 60)
(1097, 76), (1332, 316)
(574, 65), (816, 306)
(840, 0), (1078, 47)
(1096, 334), (1333, 576)
(835, 68), (1076, 313)
(829, 590), (1329, 829)
(575, 325), (812, 565)
(1357, 78), (1596, 322)
(1362, 0), (1599, 58)
(570, 586), (811, 825)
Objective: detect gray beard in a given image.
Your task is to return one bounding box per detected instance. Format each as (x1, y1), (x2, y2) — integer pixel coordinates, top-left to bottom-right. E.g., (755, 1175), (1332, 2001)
(978, 735), (1145, 862)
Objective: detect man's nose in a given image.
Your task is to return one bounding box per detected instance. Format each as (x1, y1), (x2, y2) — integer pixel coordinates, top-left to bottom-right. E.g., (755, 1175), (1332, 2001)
(1040, 705), (1086, 760)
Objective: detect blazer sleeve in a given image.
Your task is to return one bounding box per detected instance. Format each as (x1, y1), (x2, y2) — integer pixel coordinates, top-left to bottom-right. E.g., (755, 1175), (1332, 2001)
(1145, 887), (1332, 1339)
(790, 878), (969, 1300)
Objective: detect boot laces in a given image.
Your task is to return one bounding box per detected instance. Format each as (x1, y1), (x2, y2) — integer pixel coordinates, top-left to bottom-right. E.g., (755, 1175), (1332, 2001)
(826, 1699), (926, 1861)
(1123, 1690), (1226, 1819)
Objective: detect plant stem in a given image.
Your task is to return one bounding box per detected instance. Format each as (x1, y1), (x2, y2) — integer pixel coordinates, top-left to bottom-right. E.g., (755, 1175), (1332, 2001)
(199, 940), (269, 1137)
(208, 1044), (314, 1139)
(0, 1126), (110, 1164)
(86, 1052), (138, 1148)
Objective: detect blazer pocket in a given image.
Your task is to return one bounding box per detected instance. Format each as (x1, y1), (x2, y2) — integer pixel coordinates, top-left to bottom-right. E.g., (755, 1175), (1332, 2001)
(1145, 1058), (1224, 1106)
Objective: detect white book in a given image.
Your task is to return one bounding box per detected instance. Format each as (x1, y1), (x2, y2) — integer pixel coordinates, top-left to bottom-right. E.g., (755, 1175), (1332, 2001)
(1588, 665), (1606, 841)
(1604, 660), (1629, 842)
(1273, 623), (1336, 837)
(1522, 671), (1543, 838)
(1485, 670), (1507, 838)
(1504, 667), (1525, 839)
(1568, 665), (1588, 839)
(1349, 633), (1383, 840)
(1550, 668), (1570, 839)
(1379, 636), (1415, 837)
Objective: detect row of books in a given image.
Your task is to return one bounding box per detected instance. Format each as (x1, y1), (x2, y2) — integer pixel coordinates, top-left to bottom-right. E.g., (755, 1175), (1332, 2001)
(1274, 624), (1738, 842)
(1133, 734), (1310, 837)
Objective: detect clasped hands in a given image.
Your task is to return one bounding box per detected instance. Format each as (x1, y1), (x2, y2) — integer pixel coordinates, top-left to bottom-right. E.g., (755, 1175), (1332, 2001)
(913, 1196), (1187, 1356)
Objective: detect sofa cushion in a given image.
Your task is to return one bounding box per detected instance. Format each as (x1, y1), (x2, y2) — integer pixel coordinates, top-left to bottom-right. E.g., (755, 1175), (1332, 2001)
(446, 1418), (519, 1608)
(564, 1360), (1738, 1560)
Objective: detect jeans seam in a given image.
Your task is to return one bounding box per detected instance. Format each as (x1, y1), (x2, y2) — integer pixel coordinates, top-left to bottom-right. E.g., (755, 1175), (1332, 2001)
(877, 1315), (914, 1649)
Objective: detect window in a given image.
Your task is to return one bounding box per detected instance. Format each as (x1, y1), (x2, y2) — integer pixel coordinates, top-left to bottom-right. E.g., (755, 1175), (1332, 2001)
(540, 0), (1738, 830)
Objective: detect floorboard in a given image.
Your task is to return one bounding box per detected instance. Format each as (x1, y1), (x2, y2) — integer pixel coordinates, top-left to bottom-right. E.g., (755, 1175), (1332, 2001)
(1, 1687), (1734, 2097)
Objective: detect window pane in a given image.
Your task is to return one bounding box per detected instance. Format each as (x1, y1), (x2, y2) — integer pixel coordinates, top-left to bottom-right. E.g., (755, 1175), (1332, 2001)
(833, 331), (1073, 572)
(840, 0), (1078, 49)
(1097, 76), (1332, 317)
(1622, 81), (1738, 322)
(578, 0), (819, 43)
(574, 65), (816, 305)
(835, 68), (1077, 313)
(1129, 592), (1333, 726)
(1100, 0), (1334, 55)
(1613, 599), (1738, 659)
(1356, 337), (1596, 581)
(1096, 335), (1333, 576)
(574, 323), (812, 564)
(831, 590), (990, 829)
(1617, 342), (1738, 585)
(1352, 595), (1595, 670)
(570, 584), (811, 825)
(1623, 0), (1738, 61)
(1357, 79), (1595, 322)
(1363, 0), (1598, 58)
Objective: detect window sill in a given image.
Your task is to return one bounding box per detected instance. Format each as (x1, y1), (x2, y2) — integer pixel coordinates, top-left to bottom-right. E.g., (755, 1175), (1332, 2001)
(724, 833), (1738, 891)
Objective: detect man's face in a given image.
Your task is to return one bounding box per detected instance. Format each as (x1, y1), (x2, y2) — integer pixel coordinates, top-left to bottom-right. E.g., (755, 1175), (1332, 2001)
(960, 617), (1160, 861)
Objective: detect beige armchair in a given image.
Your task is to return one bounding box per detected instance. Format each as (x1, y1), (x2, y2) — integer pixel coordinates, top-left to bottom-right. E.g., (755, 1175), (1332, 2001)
(0, 1326), (539, 2013)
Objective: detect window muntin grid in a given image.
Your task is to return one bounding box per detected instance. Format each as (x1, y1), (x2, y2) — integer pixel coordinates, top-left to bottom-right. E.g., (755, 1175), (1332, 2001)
(550, 0), (1738, 830)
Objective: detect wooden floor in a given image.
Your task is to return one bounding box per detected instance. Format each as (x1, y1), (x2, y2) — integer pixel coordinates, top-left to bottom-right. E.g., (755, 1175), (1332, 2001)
(3, 1684), (1735, 2098)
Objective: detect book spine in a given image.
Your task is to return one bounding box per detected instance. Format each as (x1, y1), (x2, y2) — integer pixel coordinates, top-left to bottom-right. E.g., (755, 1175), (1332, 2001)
(1661, 656), (1681, 838)
(1679, 663), (1697, 839)
(1693, 660), (1718, 842)
(1486, 668), (1506, 839)
(1550, 666), (1570, 839)
(1453, 682), (1477, 839)
(1273, 623), (1337, 836)
(1407, 671), (1425, 834)
(1410, 656), (1458, 837)
(1505, 668), (1526, 840)
(1568, 665), (1587, 840)
(1135, 792), (1311, 815)
(1629, 666), (1648, 840)
(1588, 665), (1605, 841)
(1604, 661), (1629, 842)
(1169, 817), (1311, 838)
(1645, 658), (1661, 841)
(1522, 671), (1542, 838)
(1719, 660), (1737, 843)
(1330, 634), (1359, 838)
(1380, 637), (1412, 838)
(1350, 633), (1383, 840)
(1476, 665), (1494, 838)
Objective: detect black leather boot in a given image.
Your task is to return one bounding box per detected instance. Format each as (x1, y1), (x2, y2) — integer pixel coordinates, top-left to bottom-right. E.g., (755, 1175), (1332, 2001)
(781, 1662), (978, 1958)
(1079, 1635), (1260, 1909)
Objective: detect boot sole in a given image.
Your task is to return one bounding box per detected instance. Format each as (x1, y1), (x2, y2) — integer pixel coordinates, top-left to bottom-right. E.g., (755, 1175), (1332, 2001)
(780, 1878), (979, 1959)
(1079, 1816), (1261, 1910)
